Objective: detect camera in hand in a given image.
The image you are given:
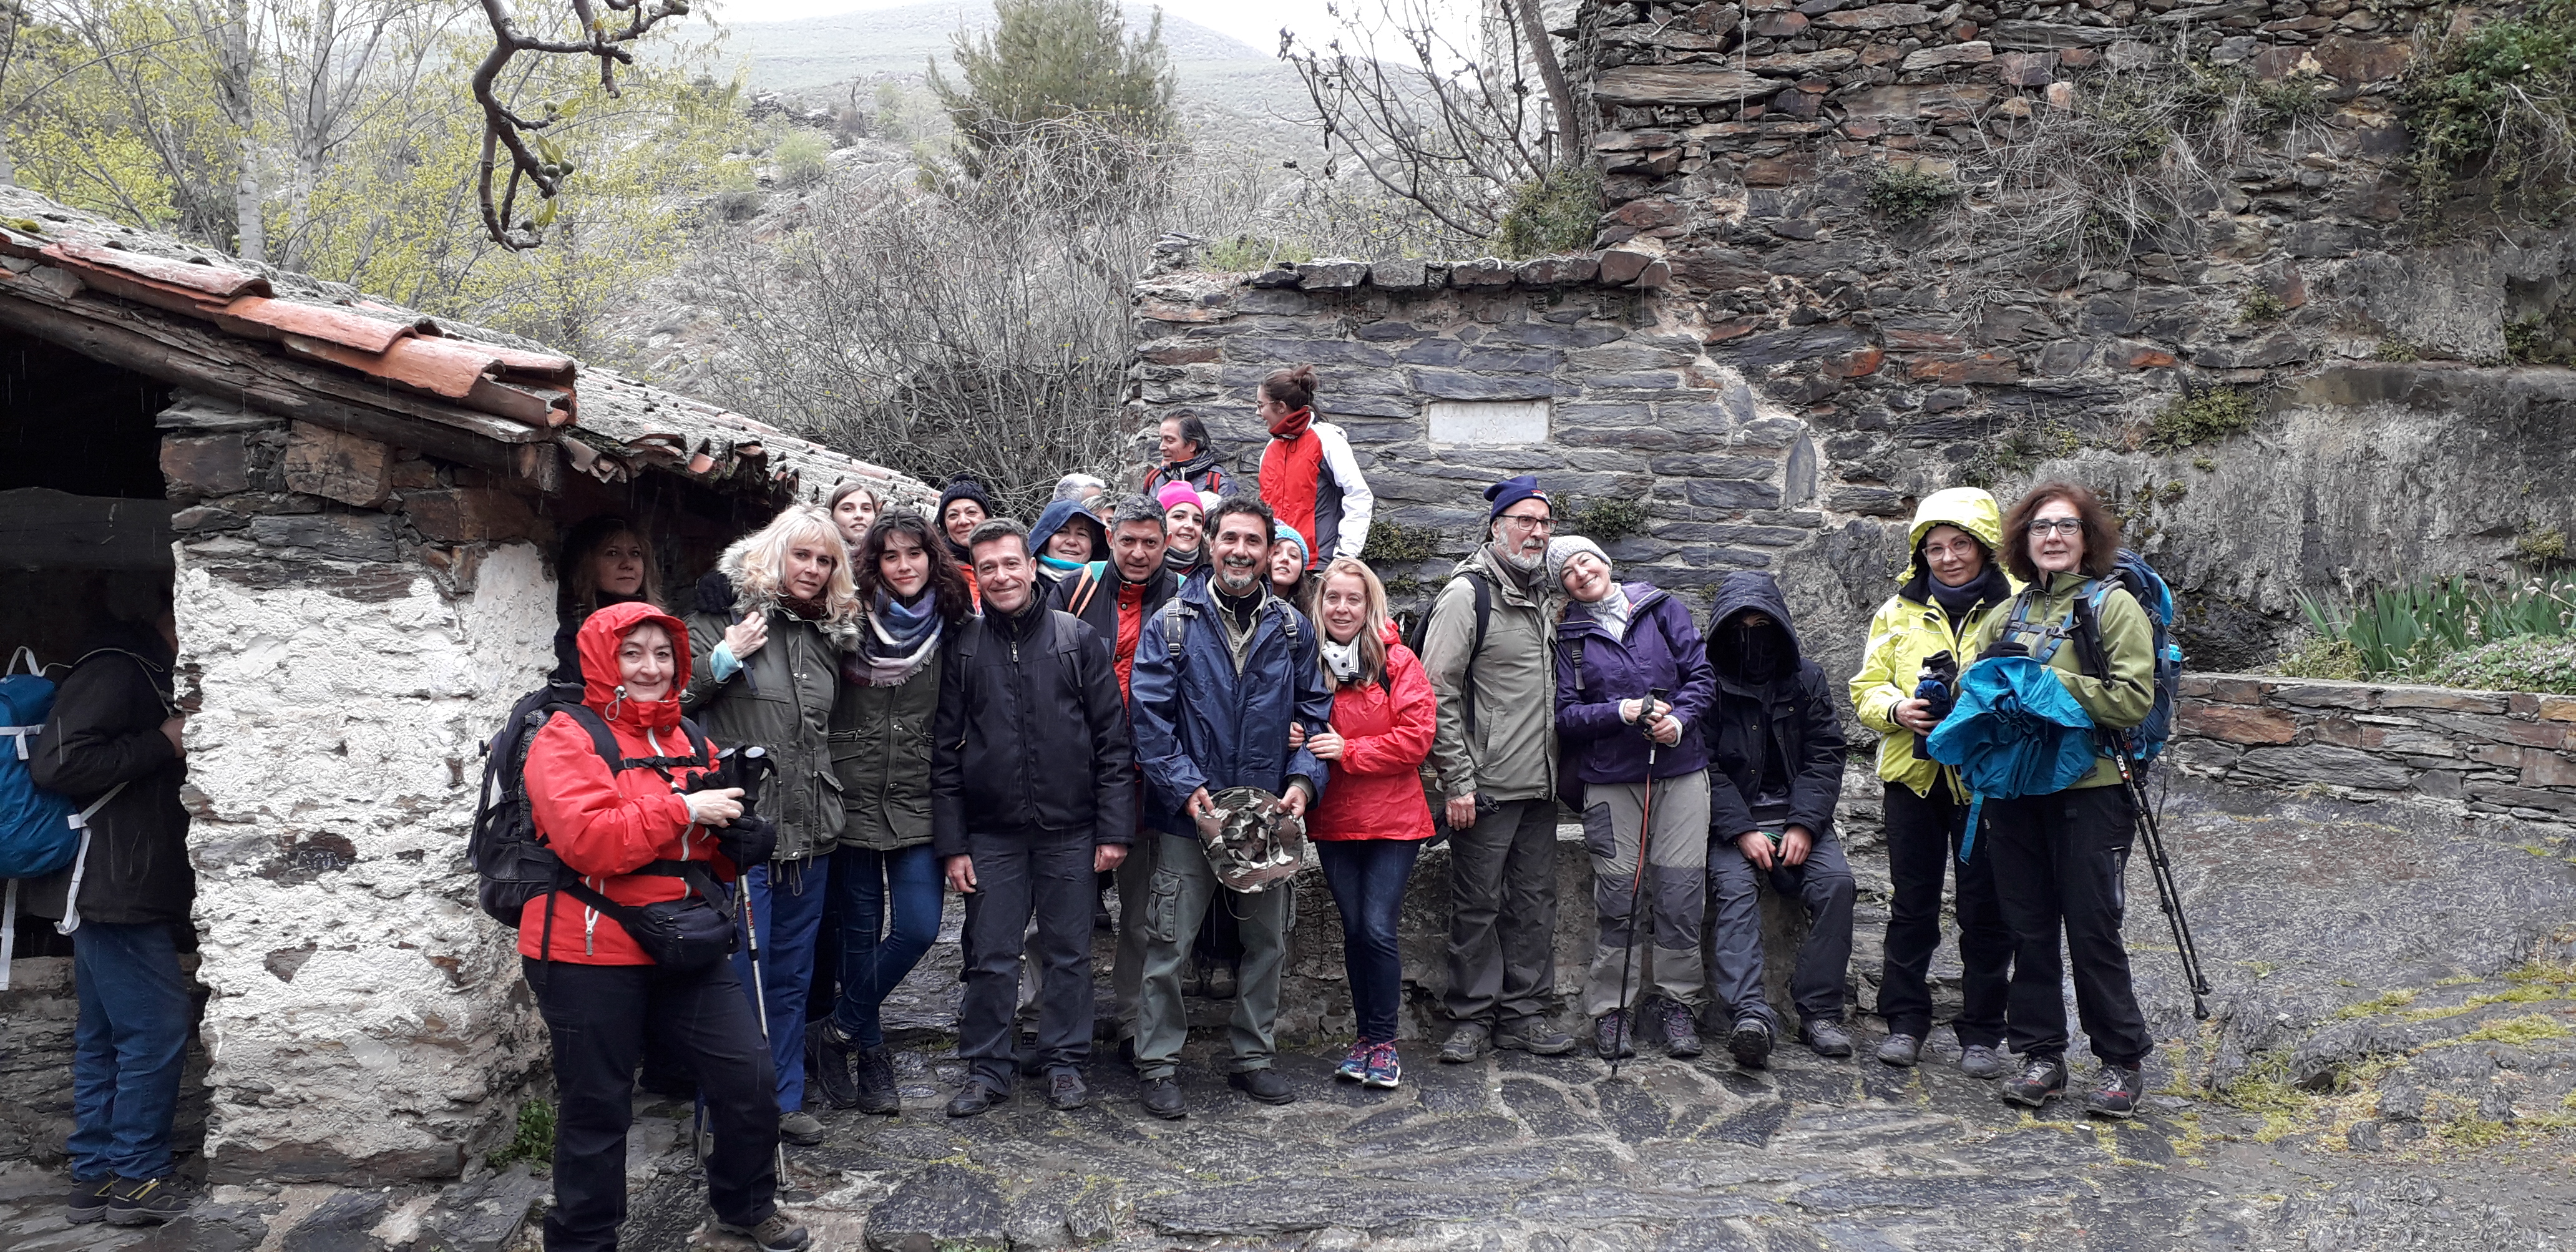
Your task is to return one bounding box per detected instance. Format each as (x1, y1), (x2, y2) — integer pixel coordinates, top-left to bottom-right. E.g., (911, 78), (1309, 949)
(1910, 652), (1959, 761)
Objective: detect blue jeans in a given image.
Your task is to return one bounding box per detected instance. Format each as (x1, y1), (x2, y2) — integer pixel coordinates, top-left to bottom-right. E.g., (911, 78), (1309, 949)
(69, 921), (192, 1181)
(1317, 838), (1422, 1045)
(829, 843), (943, 1049)
(730, 856), (830, 1112)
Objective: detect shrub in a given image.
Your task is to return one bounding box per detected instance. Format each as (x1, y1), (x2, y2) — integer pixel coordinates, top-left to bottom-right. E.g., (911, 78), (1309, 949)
(487, 1098), (556, 1172)
(2401, 0), (2576, 218)
(2146, 386), (2261, 450)
(774, 129), (831, 188)
(2293, 571), (2576, 686)
(1495, 164), (1603, 258)
(2414, 636), (2576, 695)
(2272, 633), (2365, 681)
(1558, 496), (1652, 543)
(1363, 519), (1443, 567)
(1204, 233), (1314, 272)
(1865, 163), (1961, 222)
(2238, 288), (2288, 323)
(713, 181), (764, 222)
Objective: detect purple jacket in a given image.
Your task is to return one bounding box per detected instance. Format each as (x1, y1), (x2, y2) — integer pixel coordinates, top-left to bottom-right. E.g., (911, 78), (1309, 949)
(1554, 583), (1718, 783)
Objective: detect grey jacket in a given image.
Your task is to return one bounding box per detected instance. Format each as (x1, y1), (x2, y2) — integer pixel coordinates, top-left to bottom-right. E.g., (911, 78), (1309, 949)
(684, 568), (852, 863)
(1420, 545), (1559, 804)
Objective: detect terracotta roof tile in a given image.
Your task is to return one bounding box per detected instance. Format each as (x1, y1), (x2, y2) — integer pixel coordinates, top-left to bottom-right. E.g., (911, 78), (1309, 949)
(213, 296), (427, 355)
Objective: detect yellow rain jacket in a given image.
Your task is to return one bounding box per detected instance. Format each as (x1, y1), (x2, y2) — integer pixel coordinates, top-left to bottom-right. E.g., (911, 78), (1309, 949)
(1850, 488), (2021, 800)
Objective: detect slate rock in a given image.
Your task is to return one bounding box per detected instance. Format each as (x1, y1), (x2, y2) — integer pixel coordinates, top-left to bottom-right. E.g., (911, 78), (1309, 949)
(866, 1163), (1008, 1252)
(279, 1189), (393, 1252)
(416, 1165), (549, 1252)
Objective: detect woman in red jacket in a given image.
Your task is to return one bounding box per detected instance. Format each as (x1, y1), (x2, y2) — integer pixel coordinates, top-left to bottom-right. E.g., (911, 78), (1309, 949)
(520, 601), (807, 1252)
(1302, 556), (1437, 1090)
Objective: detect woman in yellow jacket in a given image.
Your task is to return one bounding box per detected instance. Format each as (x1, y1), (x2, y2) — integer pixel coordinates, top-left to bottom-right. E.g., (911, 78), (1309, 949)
(1849, 488), (2018, 1079)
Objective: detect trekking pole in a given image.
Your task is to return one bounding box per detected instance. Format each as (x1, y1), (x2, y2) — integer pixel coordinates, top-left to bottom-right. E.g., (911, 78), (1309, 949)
(736, 873), (793, 1181)
(2107, 732), (2213, 1020)
(1609, 687), (1671, 1078)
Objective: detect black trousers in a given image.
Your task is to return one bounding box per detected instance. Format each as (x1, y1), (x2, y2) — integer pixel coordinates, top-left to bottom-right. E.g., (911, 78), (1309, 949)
(526, 957), (778, 1252)
(958, 827), (1098, 1090)
(1983, 786), (2152, 1067)
(1876, 783), (2012, 1048)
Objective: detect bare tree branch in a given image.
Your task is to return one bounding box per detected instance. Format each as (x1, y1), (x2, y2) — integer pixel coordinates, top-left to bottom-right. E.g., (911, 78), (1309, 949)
(471, 0), (681, 248)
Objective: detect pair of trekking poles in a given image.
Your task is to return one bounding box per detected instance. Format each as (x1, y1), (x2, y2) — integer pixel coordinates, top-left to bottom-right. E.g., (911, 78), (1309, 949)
(691, 746), (793, 1182)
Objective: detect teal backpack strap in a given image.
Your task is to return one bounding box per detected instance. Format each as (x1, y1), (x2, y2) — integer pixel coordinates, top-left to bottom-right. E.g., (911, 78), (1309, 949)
(1960, 793), (1985, 864)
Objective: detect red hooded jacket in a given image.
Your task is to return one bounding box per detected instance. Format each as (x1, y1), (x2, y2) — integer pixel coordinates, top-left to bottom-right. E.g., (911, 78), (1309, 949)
(1307, 628), (1437, 842)
(519, 600), (734, 964)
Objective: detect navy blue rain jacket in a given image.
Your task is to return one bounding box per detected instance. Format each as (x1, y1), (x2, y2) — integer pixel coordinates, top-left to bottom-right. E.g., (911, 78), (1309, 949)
(1128, 574), (1333, 838)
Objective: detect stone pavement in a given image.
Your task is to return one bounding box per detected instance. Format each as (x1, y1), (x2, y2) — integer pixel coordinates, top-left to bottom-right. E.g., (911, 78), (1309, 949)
(6, 775), (2575, 1251)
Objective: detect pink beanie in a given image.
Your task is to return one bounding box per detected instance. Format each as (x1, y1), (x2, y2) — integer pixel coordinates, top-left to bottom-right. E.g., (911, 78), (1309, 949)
(1158, 481), (1203, 513)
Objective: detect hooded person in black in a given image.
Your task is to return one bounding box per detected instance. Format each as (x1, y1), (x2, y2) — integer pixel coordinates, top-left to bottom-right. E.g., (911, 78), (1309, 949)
(1699, 572), (1852, 1068)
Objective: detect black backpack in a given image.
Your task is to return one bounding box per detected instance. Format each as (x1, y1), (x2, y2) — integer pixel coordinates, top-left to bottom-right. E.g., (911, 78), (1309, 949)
(469, 681), (715, 928)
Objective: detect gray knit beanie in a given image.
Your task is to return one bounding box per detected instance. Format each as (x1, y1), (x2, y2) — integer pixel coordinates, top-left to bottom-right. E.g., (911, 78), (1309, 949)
(1546, 535), (1609, 588)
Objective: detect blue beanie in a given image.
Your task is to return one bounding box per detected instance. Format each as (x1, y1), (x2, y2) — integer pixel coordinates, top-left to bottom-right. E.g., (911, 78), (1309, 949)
(1485, 474), (1549, 520)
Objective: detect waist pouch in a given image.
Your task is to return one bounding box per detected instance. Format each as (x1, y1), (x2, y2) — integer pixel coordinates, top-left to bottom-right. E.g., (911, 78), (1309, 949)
(564, 863), (737, 972)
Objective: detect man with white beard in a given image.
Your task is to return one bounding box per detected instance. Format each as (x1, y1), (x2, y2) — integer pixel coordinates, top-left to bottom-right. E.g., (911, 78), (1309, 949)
(1127, 496), (1333, 1118)
(1419, 475), (1581, 1063)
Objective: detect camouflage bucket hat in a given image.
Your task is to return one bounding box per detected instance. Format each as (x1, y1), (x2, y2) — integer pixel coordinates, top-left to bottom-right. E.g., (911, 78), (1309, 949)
(1191, 786), (1308, 893)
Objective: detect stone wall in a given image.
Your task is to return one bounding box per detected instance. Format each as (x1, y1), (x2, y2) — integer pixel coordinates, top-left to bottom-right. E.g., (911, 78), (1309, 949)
(2171, 672), (2576, 823)
(159, 391), (559, 1183)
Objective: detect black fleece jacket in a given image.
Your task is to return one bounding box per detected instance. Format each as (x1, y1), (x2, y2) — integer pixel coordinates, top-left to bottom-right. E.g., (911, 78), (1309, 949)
(929, 597), (1136, 855)
(24, 630), (190, 926)
(1702, 572), (1846, 843)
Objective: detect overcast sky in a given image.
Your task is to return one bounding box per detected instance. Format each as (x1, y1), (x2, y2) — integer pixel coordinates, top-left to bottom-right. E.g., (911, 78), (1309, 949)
(710, 0), (1354, 54)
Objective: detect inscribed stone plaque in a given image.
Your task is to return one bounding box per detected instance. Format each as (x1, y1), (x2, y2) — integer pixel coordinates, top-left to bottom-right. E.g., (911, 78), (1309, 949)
(1428, 400), (1550, 446)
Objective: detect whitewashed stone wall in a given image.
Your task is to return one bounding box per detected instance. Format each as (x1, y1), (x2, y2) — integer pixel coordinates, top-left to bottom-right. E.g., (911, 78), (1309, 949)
(178, 542), (555, 1182)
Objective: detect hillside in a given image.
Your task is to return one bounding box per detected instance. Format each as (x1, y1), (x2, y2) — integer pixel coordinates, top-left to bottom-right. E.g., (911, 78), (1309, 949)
(721, 0), (1319, 150)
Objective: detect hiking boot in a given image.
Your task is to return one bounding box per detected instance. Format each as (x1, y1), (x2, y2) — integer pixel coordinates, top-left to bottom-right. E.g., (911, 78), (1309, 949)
(1228, 1068), (1295, 1105)
(1959, 1044), (2008, 1080)
(1139, 1076), (1186, 1120)
(2084, 1063), (2144, 1120)
(104, 1176), (187, 1226)
(1662, 1003), (1704, 1059)
(715, 1212), (812, 1251)
(1798, 1018), (1855, 1059)
(1362, 1042), (1402, 1090)
(2001, 1056), (2069, 1108)
(1876, 1032), (1923, 1068)
(1593, 1010), (1636, 1060)
(1438, 1023), (1490, 1064)
(1335, 1041), (1370, 1082)
(1495, 1018), (1578, 1055)
(854, 1045), (901, 1116)
(778, 1110), (826, 1145)
(1044, 1070), (1090, 1112)
(1727, 1016), (1774, 1069)
(810, 1021), (860, 1110)
(66, 1176), (113, 1225)
(945, 1079), (1007, 1118)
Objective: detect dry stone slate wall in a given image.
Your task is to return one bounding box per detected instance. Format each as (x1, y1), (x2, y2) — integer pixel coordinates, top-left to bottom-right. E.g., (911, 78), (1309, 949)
(2172, 672), (2576, 822)
(159, 391), (557, 1183)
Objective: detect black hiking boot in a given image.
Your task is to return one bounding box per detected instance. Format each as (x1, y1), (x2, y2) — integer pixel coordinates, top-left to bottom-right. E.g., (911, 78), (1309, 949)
(2084, 1063), (2144, 1120)
(2001, 1056), (2070, 1108)
(854, 1044), (902, 1116)
(811, 1020), (861, 1110)
(1727, 1016), (1774, 1069)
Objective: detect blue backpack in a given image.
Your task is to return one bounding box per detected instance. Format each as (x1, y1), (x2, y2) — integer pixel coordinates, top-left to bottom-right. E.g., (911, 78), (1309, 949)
(0, 649), (135, 990)
(1999, 550), (2185, 766)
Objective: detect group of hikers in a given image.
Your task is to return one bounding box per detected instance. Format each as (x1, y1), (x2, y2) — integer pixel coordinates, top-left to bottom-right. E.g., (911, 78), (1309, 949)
(17, 365), (2172, 1252)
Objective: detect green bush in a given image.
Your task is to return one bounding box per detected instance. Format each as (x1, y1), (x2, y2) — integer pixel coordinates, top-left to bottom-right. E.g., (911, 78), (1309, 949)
(2238, 288), (2288, 323)
(2247, 76), (2330, 134)
(2401, 0), (2575, 215)
(1865, 164), (1961, 222)
(1495, 164), (1604, 259)
(1362, 519), (1442, 567)
(2146, 387), (2262, 451)
(1203, 234), (1314, 273)
(1558, 496), (1653, 543)
(774, 130), (831, 189)
(2507, 313), (2576, 366)
(488, 1098), (556, 1173)
(2292, 571), (2576, 685)
(2272, 633), (2366, 681)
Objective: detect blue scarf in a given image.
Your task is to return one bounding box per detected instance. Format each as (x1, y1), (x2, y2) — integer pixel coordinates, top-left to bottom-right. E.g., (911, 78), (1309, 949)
(847, 589), (942, 687)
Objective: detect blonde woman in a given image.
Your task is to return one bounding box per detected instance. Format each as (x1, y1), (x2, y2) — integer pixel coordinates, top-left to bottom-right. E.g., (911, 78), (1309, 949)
(1302, 557), (1437, 1089)
(684, 502), (861, 1148)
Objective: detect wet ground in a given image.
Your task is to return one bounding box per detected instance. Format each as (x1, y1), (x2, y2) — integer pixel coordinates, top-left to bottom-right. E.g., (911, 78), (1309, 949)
(7, 776), (2574, 1251)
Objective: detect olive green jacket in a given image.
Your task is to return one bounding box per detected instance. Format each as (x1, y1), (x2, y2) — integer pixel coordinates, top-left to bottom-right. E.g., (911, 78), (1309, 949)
(685, 575), (854, 863)
(1973, 570), (2157, 791)
(1420, 545), (1561, 804)
(830, 647), (939, 852)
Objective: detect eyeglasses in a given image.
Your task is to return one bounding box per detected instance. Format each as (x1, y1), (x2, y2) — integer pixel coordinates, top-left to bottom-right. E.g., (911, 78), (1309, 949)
(2027, 518), (2084, 537)
(1498, 514), (1553, 534)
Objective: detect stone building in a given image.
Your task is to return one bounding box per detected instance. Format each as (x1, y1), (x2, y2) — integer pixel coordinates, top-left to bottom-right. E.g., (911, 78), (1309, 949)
(0, 185), (925, 1181)
(1129, 0), (2576, 684)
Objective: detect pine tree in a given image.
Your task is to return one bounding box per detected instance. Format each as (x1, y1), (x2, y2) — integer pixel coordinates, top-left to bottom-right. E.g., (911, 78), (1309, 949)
(927, 0), (1176, 182)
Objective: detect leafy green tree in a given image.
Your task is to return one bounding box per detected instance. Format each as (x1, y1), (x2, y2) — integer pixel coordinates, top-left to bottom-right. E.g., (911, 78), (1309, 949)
(926, 0), (1174, 181)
